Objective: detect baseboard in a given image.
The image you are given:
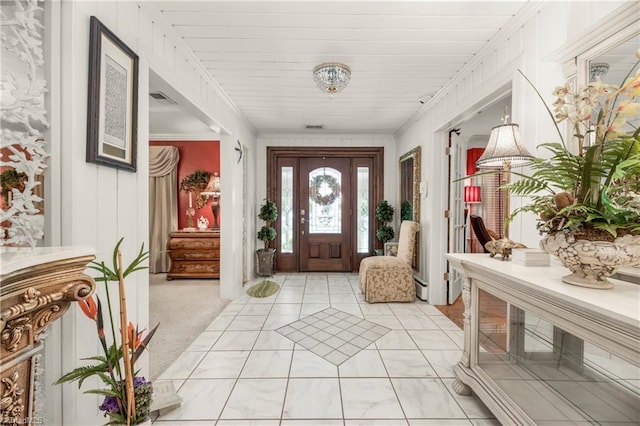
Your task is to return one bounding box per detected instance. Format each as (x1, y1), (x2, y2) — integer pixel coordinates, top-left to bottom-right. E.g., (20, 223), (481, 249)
(414, 276), (428, 302)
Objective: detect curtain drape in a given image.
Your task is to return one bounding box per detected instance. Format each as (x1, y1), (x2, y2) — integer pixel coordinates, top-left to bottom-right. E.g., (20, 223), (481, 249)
(149, 146), (180, 273)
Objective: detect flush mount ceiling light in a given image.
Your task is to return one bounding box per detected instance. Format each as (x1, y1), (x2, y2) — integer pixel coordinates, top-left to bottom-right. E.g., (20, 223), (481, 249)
(313, 62), (351, 95)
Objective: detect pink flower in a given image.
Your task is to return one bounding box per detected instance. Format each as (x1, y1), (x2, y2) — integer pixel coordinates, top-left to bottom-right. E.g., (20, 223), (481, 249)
(617, 101), (640, 117)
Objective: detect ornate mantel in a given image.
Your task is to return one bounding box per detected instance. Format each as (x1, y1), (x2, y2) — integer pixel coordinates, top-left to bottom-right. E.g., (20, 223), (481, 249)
(0, 247), (96, 425)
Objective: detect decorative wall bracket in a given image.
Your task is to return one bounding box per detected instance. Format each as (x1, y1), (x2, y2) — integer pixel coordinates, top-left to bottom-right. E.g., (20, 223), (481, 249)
(1, 247), (96, 425)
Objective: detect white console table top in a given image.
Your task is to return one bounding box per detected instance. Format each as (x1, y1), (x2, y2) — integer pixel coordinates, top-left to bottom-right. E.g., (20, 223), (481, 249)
(0, 246), (96, 277)
(446, 253), (640, 330)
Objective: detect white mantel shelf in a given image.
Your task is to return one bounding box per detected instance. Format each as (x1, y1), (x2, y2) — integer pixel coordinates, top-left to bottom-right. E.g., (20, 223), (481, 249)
(0, 246), (96, 277)
(446, 253), (640, 329)
(445, 253), (640, 426)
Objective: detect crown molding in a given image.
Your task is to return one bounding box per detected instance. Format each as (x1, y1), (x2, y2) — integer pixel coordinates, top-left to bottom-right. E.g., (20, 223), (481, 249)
(149, 133), (220, 141)
(547, 2), (640, 63)
(397, 1), (543, 136)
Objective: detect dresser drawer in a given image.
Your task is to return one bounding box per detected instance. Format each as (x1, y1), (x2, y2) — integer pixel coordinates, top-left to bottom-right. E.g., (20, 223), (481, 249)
(167, 262), (220, 278)
(167, 237), (219, 250)
(171, 249), (220, 261)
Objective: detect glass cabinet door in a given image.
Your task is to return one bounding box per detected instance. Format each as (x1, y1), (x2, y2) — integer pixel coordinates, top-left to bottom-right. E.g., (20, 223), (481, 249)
(476, 288), (639, 424)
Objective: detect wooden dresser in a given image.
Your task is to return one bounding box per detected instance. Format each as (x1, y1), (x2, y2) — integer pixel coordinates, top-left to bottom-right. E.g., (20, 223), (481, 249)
(166, 230), (220, 279)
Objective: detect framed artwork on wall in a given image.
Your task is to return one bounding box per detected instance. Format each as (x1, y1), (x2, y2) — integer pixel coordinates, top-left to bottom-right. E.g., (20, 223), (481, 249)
(86, 16), (139, 172)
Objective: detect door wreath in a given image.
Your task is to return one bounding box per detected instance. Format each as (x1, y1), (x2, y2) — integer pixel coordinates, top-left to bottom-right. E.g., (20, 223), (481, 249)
(309, 174), (341, 206)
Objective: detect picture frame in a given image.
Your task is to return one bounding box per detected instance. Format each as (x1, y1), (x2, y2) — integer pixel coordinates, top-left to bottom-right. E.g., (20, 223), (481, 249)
(86, 16), (138, 172)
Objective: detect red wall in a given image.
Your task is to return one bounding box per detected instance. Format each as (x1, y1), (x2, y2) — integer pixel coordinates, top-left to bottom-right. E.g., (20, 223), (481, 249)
(150, 140), (220, 229)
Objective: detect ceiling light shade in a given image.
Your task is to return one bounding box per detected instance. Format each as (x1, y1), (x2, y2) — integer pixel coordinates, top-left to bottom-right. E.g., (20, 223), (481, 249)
(475, 123), (534, 169)
(313, 62), (351, 94)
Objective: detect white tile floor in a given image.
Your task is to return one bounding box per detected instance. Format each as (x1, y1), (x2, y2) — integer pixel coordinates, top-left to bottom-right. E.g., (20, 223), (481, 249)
(153, 273), (498, 425)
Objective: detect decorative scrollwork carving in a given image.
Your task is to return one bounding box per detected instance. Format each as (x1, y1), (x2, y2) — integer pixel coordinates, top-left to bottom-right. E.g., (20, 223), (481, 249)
(460, 278), (471, 368)
(22, 288), (40, 304)
(0, 0), (49, 247)
(32, 305), (64, 342)
(1, 317), (31, 353)
(0, 371), (25, 421)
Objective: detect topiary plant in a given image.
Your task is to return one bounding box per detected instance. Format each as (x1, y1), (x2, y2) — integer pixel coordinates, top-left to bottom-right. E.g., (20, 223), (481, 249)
(257, 198), (278, 250)
(376, 225), (395, 244)
(375, 200), (395, 244)
(400, 200), (413, 222)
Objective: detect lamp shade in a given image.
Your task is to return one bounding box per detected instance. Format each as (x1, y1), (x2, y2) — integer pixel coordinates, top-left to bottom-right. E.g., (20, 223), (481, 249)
(464, 186), (482, 204)
(475, 123), (534, 169)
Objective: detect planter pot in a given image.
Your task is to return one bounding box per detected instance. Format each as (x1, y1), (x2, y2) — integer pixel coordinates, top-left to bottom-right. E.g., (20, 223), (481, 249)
(540, 231), (640, 289)
(256, 248), (276, 276)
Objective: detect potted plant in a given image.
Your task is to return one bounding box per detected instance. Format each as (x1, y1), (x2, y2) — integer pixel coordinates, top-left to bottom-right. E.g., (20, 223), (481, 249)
(180, 169), (211, 210)
(400, 200), (413, 221)
(493, 55), (640, 288)
(256, 198), (278, 276)
(55, 238), (158, 425)
(1, 169), (27, 207)
(375, 200), (395, 255)
(179, 169), (210, 192)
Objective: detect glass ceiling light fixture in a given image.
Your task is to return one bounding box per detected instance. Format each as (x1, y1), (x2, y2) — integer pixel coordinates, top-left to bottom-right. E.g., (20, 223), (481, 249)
(313, 62), (351, 95)
(476, 107), (534, 238)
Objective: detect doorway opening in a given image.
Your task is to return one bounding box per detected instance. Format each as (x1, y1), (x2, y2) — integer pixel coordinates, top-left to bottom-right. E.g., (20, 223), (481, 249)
(267, 147), (384, 272)
(444, 95), (512, 305)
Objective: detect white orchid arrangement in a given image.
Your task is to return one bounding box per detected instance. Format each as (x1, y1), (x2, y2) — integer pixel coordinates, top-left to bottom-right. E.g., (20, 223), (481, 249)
(506, 51), (640, 238)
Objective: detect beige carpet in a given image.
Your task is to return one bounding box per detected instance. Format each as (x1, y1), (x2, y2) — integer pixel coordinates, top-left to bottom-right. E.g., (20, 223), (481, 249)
(148, 273), (229, 380)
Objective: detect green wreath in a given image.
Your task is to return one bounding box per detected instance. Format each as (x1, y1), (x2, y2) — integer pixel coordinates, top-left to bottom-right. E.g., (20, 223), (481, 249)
(309, 174), (341, 206)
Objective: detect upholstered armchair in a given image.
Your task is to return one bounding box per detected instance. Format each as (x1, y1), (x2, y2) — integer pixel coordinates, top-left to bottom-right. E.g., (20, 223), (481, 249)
(358, 220), (419, 303)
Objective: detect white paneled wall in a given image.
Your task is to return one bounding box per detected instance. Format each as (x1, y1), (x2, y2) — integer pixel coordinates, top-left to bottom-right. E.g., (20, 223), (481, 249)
(395, 1), (630, 305)
(47, 1), (257, 424)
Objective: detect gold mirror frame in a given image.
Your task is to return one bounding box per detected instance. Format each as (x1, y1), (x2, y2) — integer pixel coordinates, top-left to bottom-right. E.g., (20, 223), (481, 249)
(399, 146), (421, 223)
(399, 146), (421, 269)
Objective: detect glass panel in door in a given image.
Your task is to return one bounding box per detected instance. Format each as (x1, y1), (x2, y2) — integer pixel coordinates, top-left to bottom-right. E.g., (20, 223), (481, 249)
(300, 157), (351, 272)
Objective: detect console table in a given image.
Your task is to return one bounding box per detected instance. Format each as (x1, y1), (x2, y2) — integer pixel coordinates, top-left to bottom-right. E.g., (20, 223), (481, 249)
(1, 247), (96, 425)
(166, 230), (220, 279)
(445, 253), (640, 425)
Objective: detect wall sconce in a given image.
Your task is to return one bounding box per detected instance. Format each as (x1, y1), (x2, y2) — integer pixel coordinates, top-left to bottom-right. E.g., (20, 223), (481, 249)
(201, 172), (221, 228)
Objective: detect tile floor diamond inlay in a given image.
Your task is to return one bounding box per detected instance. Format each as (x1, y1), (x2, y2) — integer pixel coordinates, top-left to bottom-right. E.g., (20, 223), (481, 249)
(276, 307), (390, 365)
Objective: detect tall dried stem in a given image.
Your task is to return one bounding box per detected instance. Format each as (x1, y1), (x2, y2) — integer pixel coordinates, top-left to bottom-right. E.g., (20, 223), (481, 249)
(117, 251), (136, 425)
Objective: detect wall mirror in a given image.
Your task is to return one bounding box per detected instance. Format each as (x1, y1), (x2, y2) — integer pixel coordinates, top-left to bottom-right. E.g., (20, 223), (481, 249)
(399, 146), (421, 269)
(579, 27), (640, 278)
(399, 146), (421, 223)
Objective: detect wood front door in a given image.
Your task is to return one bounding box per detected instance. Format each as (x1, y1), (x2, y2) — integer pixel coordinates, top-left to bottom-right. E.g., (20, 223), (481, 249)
(299, 157), (351, 271)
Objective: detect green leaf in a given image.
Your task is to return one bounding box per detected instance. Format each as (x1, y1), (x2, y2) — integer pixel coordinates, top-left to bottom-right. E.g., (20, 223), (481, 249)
(84, 388), (121, 398)
(592, 222), (619, 237)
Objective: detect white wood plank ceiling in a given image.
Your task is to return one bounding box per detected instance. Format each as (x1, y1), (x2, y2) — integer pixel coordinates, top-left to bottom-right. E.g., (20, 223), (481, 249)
(153, 1), (528, 134)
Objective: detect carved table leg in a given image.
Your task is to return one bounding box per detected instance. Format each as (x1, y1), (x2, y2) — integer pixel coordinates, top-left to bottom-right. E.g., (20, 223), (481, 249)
(454, 277), (473, 396)
(452, 376), (472, 396)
